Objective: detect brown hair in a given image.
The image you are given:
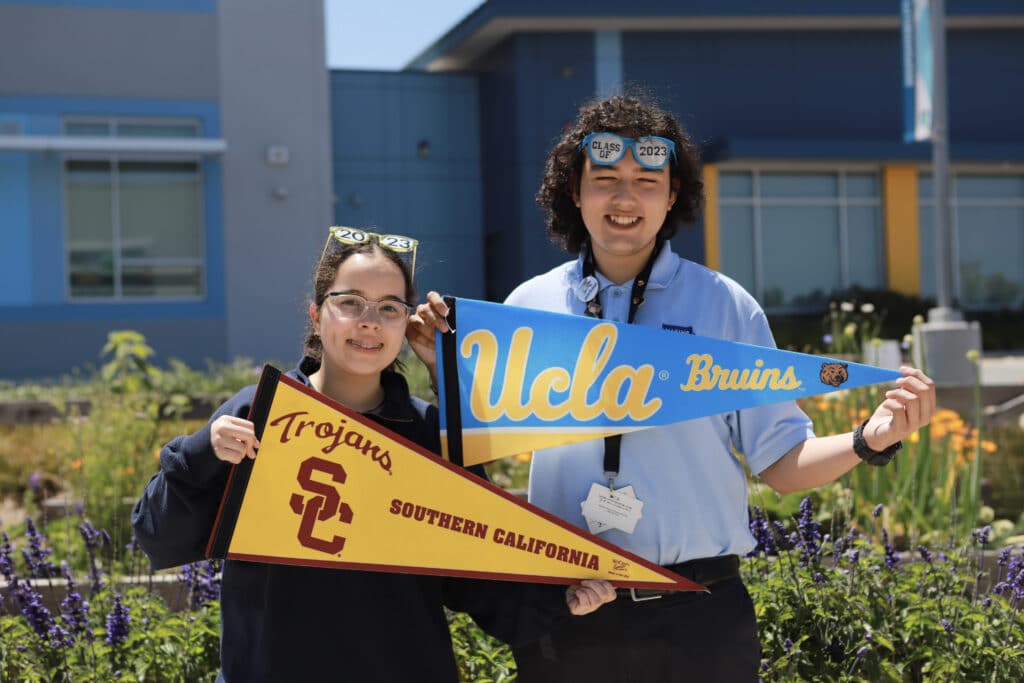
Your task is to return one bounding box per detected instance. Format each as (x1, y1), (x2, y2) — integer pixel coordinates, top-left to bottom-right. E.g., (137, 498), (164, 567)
(536, 93), (704, 254)
(303, 239), (416, 372)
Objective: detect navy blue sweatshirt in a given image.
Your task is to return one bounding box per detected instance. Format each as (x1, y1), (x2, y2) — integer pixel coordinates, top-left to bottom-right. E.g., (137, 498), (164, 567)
(132, 357), (564, 683)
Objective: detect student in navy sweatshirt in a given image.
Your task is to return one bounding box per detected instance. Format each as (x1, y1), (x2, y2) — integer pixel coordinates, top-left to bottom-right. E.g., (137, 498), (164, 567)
(132, 227), (614, 682)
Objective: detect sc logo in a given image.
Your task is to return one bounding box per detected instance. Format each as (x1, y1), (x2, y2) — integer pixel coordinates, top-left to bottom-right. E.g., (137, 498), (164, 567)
(289, 457), (354, 555)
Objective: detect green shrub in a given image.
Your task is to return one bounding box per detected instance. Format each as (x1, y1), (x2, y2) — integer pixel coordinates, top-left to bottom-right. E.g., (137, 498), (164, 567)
(747, 499), (1024, 682)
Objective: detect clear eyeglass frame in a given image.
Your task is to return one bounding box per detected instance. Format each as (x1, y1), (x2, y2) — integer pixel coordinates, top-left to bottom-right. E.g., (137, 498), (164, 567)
(323, 292), (413, 326)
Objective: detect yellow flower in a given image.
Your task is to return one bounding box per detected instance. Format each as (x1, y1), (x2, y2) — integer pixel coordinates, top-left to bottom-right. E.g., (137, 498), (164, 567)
(70, 459), (83, 471)
(981, 440), (998, 453)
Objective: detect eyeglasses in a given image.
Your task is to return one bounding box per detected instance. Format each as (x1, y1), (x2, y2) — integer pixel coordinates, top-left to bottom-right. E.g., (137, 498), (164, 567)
(324, 293), (413, 325)
(322, 226), (418, 274)
(579, 132), (677, 170)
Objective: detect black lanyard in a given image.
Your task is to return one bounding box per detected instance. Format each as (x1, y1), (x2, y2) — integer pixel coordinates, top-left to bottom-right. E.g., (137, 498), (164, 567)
(579, 239), (662, 490)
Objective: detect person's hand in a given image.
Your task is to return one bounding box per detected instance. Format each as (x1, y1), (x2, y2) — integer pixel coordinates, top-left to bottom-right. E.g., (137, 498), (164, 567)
(406, 291), (451, 373)
(565, 579), (616, 615)
(862, 366), (936, 451)
(210, 415), (260, 463)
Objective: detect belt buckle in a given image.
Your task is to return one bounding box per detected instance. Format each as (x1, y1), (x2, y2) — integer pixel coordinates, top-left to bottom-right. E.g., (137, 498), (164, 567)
(628, 587), (663, 602)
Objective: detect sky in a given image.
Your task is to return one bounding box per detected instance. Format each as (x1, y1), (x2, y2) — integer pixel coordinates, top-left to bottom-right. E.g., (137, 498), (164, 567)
(325, 0), (485, 71)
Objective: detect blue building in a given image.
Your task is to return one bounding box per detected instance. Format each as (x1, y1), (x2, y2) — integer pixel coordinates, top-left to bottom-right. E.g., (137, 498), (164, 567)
(0, 0), (333, 379)
(333, 0), (1024, 310)
(2, 0), (1022, 380)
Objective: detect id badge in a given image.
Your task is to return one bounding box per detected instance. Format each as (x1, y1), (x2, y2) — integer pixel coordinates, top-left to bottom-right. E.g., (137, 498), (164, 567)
(580, 482), (644, 535)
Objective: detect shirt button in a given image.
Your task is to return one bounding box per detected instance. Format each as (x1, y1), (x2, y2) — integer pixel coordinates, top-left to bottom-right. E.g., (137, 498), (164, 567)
(612, 289), (622, 297)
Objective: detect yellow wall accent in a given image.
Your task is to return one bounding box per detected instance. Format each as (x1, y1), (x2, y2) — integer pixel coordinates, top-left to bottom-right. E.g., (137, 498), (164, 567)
(882, 165), (921, 295)
(703, 164), (720, 271)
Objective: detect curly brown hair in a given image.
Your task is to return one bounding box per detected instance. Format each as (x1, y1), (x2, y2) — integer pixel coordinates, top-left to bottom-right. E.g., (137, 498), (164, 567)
(303, 237), (416, 372)
(536, 93), (704, 254)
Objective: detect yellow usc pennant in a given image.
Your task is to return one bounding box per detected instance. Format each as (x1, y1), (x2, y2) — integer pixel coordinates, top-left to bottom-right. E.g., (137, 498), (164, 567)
(205, 366), (702, 591)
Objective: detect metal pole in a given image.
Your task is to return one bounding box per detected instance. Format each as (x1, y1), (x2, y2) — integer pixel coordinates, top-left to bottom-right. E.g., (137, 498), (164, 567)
(929, 0), (961, 322)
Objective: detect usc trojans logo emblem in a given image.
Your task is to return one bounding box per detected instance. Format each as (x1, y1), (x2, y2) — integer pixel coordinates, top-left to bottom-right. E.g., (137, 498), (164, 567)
(289, 457), (354, 555)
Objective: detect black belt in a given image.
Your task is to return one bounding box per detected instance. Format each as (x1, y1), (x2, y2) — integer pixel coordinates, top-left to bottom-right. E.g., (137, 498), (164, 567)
(616, 555), (740, 602)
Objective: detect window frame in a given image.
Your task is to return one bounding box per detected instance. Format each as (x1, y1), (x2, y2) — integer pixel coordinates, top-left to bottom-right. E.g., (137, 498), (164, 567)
(919, 165), (1024, 311)
(716, 163), (884, 313)
(61, 116), (207, 302)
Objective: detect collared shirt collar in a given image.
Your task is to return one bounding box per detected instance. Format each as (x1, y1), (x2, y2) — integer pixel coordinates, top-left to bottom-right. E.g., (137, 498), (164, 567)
(569, 241), (680, 292)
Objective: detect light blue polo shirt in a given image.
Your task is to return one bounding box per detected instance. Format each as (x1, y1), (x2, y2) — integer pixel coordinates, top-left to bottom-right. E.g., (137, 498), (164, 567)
(504, 243), (815, 565)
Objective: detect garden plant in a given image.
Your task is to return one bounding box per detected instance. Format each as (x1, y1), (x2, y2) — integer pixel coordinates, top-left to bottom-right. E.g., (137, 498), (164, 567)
(1, 316), (1023, 681)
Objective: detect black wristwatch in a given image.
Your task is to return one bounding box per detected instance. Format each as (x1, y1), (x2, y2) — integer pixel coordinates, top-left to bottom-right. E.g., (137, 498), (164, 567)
(852, 419), (901, 466)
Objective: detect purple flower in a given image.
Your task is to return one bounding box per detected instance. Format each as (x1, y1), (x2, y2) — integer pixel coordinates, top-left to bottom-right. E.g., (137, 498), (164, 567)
(746, 507), (776, 556)
(12, 579), (57, 640)
(21, 517), (57, 579)
(872, 504), (883, 519)
(28, 471), (41, 495)
(823, 334), (834, 345)
(917, 545), (933, 563)
(0, 531), (15, 582)
(997, 546), (1012, 567)
(856, 646), (869, 658)
(78, 520), (106, 593)
(813, 572), (825, 584)
(796, 497), (822, 566)
(59, 562), (91, 641)
(882, 528), (899, 569)
(941, 618), (954, 635)
(971, 526), (992, 546)
(772, 521), (793, 551)
(782, 638), (793, 654)
(104, 593), (131, 647)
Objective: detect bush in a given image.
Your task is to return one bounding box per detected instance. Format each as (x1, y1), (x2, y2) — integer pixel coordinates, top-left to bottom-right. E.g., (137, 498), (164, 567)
(1, 523), (221, 682)
(747, 499), (1024, 682)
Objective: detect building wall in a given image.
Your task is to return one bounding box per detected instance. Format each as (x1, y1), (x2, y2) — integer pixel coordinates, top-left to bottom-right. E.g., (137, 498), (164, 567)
(0, 3), (218, 99)
(0, 0), (333, 380)
(479, 32), (598, 300)
(330, 70), (484, 300)
(217, 0), (333, 366)
(471, 22), (1024, 304)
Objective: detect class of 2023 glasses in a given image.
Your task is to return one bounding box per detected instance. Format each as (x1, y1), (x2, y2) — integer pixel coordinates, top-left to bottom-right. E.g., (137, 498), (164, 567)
(321, 225), (418, 275)
(579, 132), (677, 170)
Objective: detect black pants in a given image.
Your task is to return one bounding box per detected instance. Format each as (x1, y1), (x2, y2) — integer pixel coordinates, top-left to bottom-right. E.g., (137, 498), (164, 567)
(512, 577), (760, 683)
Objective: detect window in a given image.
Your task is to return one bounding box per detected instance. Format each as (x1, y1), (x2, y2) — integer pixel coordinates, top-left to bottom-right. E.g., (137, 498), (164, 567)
(920, 173), (1024, 309)
(64, 118), (204, 300)
(717, 170), (884, 312)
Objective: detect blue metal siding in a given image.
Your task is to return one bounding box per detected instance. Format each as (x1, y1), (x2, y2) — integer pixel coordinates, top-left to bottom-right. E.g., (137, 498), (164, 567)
(0, 318), (227, 380)
(330, 71), (485, 300)
(0, 96), (224, 323)
(479, 38), (523, 300)
(0, 149), (32, 305)
(478, 33), (598, 300)
(949, 30), (1024, 145)
(622, 29), (1024, 162)
(624, 30), (901, 148)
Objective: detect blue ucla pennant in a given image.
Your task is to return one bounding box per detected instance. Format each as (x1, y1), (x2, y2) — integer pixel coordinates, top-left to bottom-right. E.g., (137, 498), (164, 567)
(437, 298), (900, 467)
